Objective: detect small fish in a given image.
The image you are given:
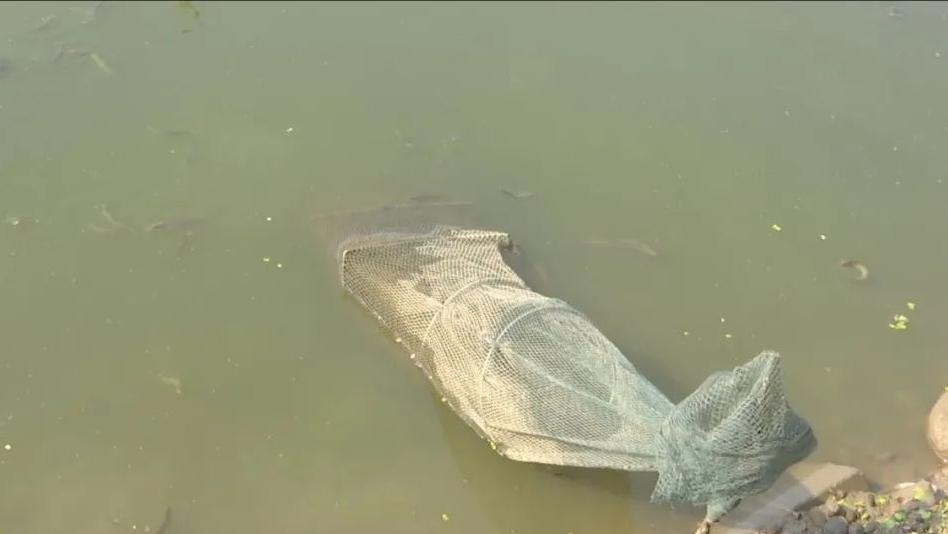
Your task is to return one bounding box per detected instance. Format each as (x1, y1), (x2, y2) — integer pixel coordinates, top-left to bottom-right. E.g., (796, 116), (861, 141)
(85, 222), (117, 233)
(89, 52), (113, 75)
(499, 188), (535, 199)
(144, 217), (208, 232)
(582, 238), (658, 257)
(147, 125), (193, 138)
(50, 44), (65, 63)
(840, 260), (869, 281)
(0, 58), (9, 77)
(67, 47), (93, 57)
(81, 1), (105, 25)
(155, 507), (172, 534)
(408, 194), (445, 203)
(33, 14), (55, 32)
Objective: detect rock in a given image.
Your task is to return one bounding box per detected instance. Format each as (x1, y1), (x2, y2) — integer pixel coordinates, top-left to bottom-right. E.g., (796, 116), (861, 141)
(862, 520), (878, 533)
(928, 389), (948, 462)
(891, 483), (917, 503)
(781, 518), (808, 534)
(823, 516), (849, 534)
(809, 508), (828, 528)
(847, 523), (864, 534)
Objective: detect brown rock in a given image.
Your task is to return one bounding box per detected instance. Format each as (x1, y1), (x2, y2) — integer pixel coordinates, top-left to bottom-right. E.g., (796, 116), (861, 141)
(928, 390), (948, 462)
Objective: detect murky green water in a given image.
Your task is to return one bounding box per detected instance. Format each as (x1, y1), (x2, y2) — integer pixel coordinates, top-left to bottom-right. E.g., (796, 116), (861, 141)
(2, 1), (947, 533)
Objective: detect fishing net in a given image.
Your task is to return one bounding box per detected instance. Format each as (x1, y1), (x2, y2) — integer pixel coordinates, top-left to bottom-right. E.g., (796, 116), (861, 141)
(315, 201), (817, 522)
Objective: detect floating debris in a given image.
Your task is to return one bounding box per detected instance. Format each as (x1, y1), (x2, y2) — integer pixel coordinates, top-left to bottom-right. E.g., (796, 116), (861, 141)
(889, 314), (909, 330)
(840, 260), (869, 281)
(581, 238), (658, 257)
(771, 223), (782, 232)
(907, 301), (916, 311)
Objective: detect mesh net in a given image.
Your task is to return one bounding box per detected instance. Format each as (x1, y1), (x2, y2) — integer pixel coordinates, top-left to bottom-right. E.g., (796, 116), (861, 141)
(317, 203), (817, 522)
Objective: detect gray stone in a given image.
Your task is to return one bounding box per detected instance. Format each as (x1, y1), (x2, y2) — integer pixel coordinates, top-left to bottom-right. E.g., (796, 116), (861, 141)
(782, 518), (809, 534)
(847, 523), (864, 534)
(862, 520), (878, 533)
(809, 508), (828, 528)
(823, 516), (849, 534)
(928, 390), (948, 462)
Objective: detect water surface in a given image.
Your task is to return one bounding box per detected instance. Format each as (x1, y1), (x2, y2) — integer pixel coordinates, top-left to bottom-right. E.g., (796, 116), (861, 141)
(2, 2), (947, 533)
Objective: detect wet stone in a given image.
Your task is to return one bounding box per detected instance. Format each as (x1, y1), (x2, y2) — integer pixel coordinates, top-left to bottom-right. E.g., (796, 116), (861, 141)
(823, 516), (849, 534)
(847, 523), (864, 534)
(809, 508), (828, 527)
(862, 520), (878, 533)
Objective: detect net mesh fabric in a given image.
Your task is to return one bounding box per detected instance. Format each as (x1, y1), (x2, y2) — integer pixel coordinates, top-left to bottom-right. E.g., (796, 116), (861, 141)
(328, 211), (816, 521)
(651, 351), (817, 518)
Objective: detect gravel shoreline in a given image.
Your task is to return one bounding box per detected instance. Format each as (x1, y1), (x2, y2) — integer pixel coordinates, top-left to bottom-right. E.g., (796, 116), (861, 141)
(773, 468), (948, 534)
